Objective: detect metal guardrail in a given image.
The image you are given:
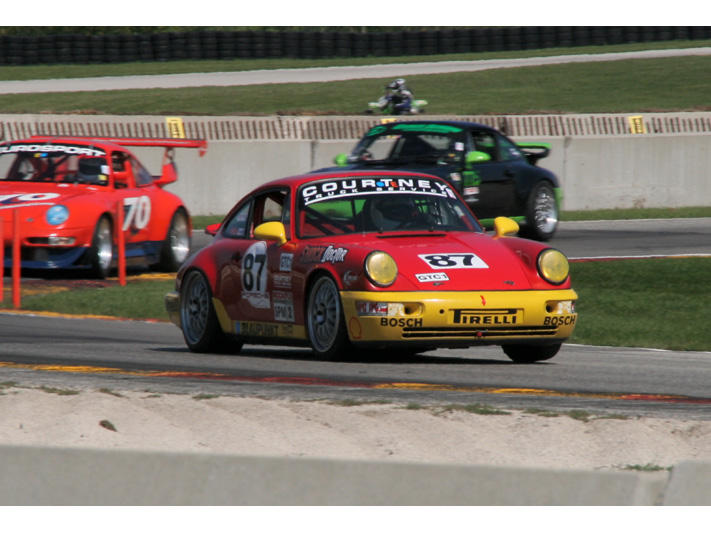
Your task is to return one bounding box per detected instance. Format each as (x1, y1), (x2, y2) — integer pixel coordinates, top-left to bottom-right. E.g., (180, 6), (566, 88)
(2, 113), (711, 142)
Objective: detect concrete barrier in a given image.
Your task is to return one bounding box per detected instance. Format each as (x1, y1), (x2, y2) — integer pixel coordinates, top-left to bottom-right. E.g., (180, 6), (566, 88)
(1, 444), (692, 505)
(132, 134), (711, 217)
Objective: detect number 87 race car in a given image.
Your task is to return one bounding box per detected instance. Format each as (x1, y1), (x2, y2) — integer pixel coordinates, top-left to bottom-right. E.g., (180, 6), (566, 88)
(0, 136), (206, 278)
(165, 170), (578, 363)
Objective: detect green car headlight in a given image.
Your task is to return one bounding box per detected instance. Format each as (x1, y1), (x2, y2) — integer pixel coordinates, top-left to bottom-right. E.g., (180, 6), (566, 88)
(537, 249), (570, 285)
(365, 251), (398, 287)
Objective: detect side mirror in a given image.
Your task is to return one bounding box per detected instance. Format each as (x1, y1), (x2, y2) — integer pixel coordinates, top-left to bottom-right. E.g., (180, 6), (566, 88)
(465, 151), (492, 167)
(205, 223), (221, 236)
(334, 153), (349, 167)
(493, 217), (519, 238)
(254, 221), (287, 246)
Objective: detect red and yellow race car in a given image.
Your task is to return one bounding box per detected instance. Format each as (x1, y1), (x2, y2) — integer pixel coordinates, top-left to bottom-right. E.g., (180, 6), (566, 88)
(165, 170), (577, 363)
(0, 136), (206, 278)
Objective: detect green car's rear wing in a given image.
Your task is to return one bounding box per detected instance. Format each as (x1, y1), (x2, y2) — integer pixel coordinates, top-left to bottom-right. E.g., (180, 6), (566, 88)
(517, 142), (550, 166)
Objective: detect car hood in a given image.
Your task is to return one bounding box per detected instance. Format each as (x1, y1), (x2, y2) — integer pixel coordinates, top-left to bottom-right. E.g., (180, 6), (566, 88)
(344, 231), (535, 291)
(0, 182), (103, 213)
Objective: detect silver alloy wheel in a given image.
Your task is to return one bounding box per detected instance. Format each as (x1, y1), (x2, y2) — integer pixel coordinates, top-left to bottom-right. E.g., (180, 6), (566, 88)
(95, 217), (113, 274)
(307, 276), (340, 354)
(181, 271), (211, 346)
(532, 184), (558, 236)
(170, 211), (191, 264)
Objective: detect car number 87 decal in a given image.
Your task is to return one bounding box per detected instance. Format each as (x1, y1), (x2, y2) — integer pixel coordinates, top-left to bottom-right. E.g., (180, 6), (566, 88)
(242, 241), (270, 308)
(418, 253), (489, 269)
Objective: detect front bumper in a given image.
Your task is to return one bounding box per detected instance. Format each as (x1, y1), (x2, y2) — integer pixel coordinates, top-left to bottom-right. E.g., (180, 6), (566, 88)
(341, 289), (577, 347)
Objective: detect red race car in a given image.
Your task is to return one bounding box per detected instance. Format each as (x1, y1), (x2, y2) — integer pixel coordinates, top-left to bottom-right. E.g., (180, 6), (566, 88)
(166, 170), (577, 363)
(0, 136), (206, 278)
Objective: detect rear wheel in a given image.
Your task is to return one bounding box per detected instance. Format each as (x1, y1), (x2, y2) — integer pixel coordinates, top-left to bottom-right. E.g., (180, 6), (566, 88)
(180, 270), (238, 353)
(306, 275), (353, 360)
(521, 181), (558, 241)
(89, 216), (113, 279)
(503, 343), (561, 363)
(157, 208), (191, 271)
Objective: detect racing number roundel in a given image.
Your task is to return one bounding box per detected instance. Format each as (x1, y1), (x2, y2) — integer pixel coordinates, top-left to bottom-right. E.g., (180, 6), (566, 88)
(241, 241), (269, 308)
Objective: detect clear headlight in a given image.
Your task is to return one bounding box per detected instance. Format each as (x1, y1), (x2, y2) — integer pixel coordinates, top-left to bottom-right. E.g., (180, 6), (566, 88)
(46, 205), (69, 226)
(365, 251), (398, 287)
(537, 249), (570, 285)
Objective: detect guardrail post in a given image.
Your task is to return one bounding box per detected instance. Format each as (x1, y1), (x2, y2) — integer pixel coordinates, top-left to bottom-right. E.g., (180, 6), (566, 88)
(12, 209), (20, 308)
(117, 200), (126, 286)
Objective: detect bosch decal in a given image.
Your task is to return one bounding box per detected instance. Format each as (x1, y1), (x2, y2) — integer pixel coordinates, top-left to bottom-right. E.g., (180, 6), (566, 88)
(380, 317), (423, 328)
(543, 315), (576, 326)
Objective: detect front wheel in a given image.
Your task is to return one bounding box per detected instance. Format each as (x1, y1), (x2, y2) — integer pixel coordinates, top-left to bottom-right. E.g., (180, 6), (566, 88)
(521, 181), (558, 241)
(157, 208), (191, 271)
(503, 343), (561, 363)
(180, 270), (237, 354)
(306, 275), (353, 360)
(89, 216), (113, 279)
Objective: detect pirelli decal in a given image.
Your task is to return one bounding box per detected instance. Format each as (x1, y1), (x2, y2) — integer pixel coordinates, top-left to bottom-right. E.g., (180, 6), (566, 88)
(451, 309), (522, 325)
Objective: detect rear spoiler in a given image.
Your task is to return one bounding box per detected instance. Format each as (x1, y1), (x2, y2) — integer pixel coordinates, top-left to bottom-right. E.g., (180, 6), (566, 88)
(516, 142), (550, 166)
(29, 136), (208, 157)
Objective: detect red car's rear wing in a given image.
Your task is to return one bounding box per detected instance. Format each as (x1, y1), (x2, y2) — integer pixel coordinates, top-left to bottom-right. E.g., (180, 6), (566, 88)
(29, 136), (208, 157)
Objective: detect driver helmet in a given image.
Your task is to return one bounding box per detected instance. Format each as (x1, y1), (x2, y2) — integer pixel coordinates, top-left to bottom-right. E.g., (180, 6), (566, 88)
(387, 78), (407, 93)
(370, 195), (417, 230)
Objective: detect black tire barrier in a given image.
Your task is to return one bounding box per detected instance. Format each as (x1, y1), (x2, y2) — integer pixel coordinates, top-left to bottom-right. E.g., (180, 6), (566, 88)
(0, 27), (709, 66)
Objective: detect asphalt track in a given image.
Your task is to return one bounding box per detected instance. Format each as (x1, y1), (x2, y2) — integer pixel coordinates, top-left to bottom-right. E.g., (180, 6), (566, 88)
(1, 218), (710, 420)
(1, 47), (710, 94)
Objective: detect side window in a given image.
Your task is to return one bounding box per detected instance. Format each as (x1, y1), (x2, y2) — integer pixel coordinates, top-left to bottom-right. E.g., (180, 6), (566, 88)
(497, 134), (524, 162)
(131, 158), (154, 186)
(254, 190), (291, 239)
(470, 132), (498, 161)
(223, 201), (253, 239)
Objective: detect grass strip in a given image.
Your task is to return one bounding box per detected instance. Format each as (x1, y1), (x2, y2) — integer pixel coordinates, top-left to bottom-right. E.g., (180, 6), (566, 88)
(2, 257), (710, 352)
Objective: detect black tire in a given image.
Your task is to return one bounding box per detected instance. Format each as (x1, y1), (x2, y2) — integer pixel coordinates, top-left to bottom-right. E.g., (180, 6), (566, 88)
(89, 216), (113, 279)
(180, 270), (238, 354)
(503, 343), (561, 363)
(157, 208), (191, 272)
(306, 275), (353, 360)
(521, 181), (558, 241)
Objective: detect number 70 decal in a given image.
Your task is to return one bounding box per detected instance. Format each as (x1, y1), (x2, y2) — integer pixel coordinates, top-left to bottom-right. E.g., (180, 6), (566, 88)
(122, 196), (152, 231)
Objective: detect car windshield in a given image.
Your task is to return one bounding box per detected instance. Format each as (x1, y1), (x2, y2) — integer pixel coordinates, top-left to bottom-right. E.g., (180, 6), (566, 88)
(0, 143), (110, 186)
(348, 123), (468, 165)
(297, 176), (482, 238)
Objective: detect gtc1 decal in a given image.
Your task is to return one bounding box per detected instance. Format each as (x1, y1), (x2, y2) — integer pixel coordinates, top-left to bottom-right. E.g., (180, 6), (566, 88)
(415, 272), (449, 283)
(419, 253), (488, 269)
(241, 241), (270, 309)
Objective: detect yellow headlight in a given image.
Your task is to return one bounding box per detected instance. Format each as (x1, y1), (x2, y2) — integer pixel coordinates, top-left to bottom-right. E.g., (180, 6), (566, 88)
(538, 249), (570, 285)
(365, 251), (398, 287)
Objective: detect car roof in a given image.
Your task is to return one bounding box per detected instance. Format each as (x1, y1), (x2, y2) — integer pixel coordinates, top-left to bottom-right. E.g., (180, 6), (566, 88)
(369, 120), (500, 134)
